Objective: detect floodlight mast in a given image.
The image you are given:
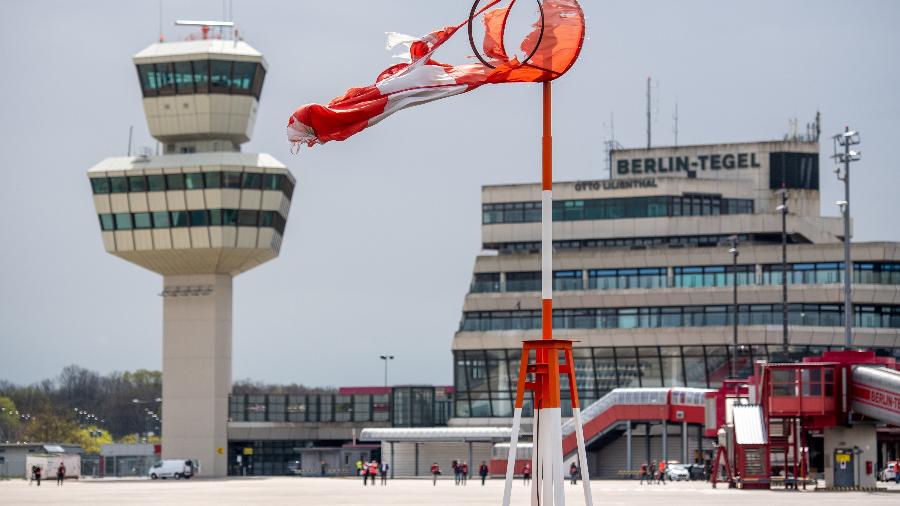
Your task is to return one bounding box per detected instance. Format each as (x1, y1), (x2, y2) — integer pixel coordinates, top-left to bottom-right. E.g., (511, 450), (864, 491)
(832, 126), (861, 350)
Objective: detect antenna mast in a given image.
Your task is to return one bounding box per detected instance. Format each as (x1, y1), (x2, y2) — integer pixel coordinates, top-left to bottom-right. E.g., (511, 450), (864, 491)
(646, 76), (651, 148)
(673, 102), (679, 147)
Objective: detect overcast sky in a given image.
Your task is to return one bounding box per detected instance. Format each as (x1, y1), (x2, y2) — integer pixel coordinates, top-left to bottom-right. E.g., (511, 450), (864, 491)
(1, 1), (898, 388)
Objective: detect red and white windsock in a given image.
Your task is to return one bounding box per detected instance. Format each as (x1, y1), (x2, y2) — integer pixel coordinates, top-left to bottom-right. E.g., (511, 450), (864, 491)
(286, 0), (585, 148)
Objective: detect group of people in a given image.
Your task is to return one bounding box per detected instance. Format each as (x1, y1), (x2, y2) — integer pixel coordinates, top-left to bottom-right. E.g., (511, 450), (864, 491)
(639, 460), (667, 485)
(29, 462), (66, 486)
(356, 459), (390, 486)
(429, 460), (492, 486)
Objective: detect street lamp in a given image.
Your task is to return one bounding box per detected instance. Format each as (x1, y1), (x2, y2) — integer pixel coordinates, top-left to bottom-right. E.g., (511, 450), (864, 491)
(776, 187), (789, 355)
(832, 127), (860, 350)
(728, 235), (739, 378)
(379, 354), (395, 388)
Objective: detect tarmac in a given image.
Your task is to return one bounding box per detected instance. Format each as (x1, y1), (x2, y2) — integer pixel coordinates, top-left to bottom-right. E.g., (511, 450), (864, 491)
(1, 477), (899, 505)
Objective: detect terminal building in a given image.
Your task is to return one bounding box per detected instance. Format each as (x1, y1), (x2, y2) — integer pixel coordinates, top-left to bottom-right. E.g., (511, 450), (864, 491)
(446, 139), (900, 475)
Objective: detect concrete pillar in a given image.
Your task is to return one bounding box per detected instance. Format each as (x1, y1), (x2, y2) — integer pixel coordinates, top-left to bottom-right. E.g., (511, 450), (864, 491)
(625, 421), (632, 472)
(161, 274), (232, 477)
(662, 420), (668, 464)
(823, 424), (878, 488)
(682, 422), (688, 464)
(414, 443), (419, 477)
(467, 441), (473, 478)
(390, 442), (395, 479)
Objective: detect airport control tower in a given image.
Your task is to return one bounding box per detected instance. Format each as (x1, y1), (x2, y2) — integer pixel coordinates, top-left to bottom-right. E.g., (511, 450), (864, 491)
(86, 23), (294, 477)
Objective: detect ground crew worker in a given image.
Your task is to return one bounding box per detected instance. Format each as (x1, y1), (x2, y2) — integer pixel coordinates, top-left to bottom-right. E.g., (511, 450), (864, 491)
(357, 458), (366, 485)
(367, 460), (378, 486)
(431, 462), (441, 486)
(658, 460), (667, 485)
(380, 460), (389, 485)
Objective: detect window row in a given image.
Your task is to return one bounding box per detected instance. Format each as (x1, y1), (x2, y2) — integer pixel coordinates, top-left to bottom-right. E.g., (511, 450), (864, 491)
(459, 304), (900, 331)
(90, 171), (294, 199)
(451, 345), (900, 418)
(136, 60), (265, 99)
(98, 209), (286, 235)
(482, 195), (755, 224)
(490, 233), (754, 253)
(229, 393), (390, 423)
(469, 262), (900, 293)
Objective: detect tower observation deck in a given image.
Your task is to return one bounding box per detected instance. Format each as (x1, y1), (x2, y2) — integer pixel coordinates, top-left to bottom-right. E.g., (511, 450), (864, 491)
(86, 25), (294, 477)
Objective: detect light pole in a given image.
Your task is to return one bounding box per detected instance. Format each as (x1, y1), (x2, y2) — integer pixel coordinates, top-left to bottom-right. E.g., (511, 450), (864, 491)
(776, 186), (789, 355)
(728, 236), (739, 378)
(133, 398), (162, 438)
(379, 355), (394, 388)
(832, 127), (861, 350)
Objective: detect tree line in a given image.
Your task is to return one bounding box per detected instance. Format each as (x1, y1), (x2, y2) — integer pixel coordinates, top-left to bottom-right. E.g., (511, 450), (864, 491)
(0, 365), (333, 451)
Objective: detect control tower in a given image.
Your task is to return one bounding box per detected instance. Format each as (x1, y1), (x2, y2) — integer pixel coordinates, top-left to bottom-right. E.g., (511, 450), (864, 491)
(86, 23), (294, 477)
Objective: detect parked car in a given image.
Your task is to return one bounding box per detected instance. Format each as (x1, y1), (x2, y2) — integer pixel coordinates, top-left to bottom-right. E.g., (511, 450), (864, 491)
(286, 461), (302, 476)
(149, 459), (198, 480)
(666, 463), (690, 481)
(878, 461), (897, 482)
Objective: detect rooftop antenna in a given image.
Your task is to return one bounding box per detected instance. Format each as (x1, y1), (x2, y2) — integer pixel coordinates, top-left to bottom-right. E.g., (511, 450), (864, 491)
(127, 125), (133, 157)
(646, 76), (651, 148)
(175, 20), (235, 40)
(673, 101), (679, 147)
(602, 112), (622, 178)
(158, 0), (164, 42)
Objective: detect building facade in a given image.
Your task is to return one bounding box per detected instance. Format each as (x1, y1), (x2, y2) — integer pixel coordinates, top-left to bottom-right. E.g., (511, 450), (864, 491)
(452, 140), (900, 424)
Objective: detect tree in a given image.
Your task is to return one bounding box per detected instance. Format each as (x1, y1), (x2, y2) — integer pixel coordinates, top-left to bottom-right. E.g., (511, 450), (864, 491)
(22, 411), (77, 443)
(0, 396), (21, 442)
(70, 426), (113, 454)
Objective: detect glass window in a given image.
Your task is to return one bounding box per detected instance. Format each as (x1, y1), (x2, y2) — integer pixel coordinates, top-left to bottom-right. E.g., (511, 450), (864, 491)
(99, 214), (114, 231)
(263, 174), (280, 191)
(210, 60), (233, 93)
(238, 210), (259, 227)
(189, 210), (208, 226)
(192, 60), (209, 93)
(202, 171), (221, 189)
(231, 61), (256, 94)
(152, 211), (170, 228)
(172, 61), (194, 94)
(147, 174), (166, 191)
(222, 209), (238, 225)
(91, 178), (110, 194)
(171, 211), (189, 227)
(128, 176), (147, 192)
(136, 64), (159, 96)
(472, 273), (500, 293)
(166, 174), (185, 190)
(184, 173), (205, 190)
(109, 177), (128, 193)
(223, 172), (242, 189)
(242, 172), (263, 189)
(156, 62), (176, 95)
(259, 211), (275, 228)
(251, 64), (266, 99)
(114, 213), (132, 230)
(133, 212), (152, 229)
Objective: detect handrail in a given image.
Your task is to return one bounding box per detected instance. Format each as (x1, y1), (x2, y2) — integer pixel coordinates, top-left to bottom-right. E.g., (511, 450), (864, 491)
(561, 387), (712, 437)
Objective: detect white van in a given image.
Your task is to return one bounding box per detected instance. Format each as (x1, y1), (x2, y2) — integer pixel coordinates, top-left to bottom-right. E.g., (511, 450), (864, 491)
(148, 459), (199, 480)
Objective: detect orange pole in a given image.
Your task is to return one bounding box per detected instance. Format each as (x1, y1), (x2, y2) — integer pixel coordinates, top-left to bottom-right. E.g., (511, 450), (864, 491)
(541, 81), (552, 341)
